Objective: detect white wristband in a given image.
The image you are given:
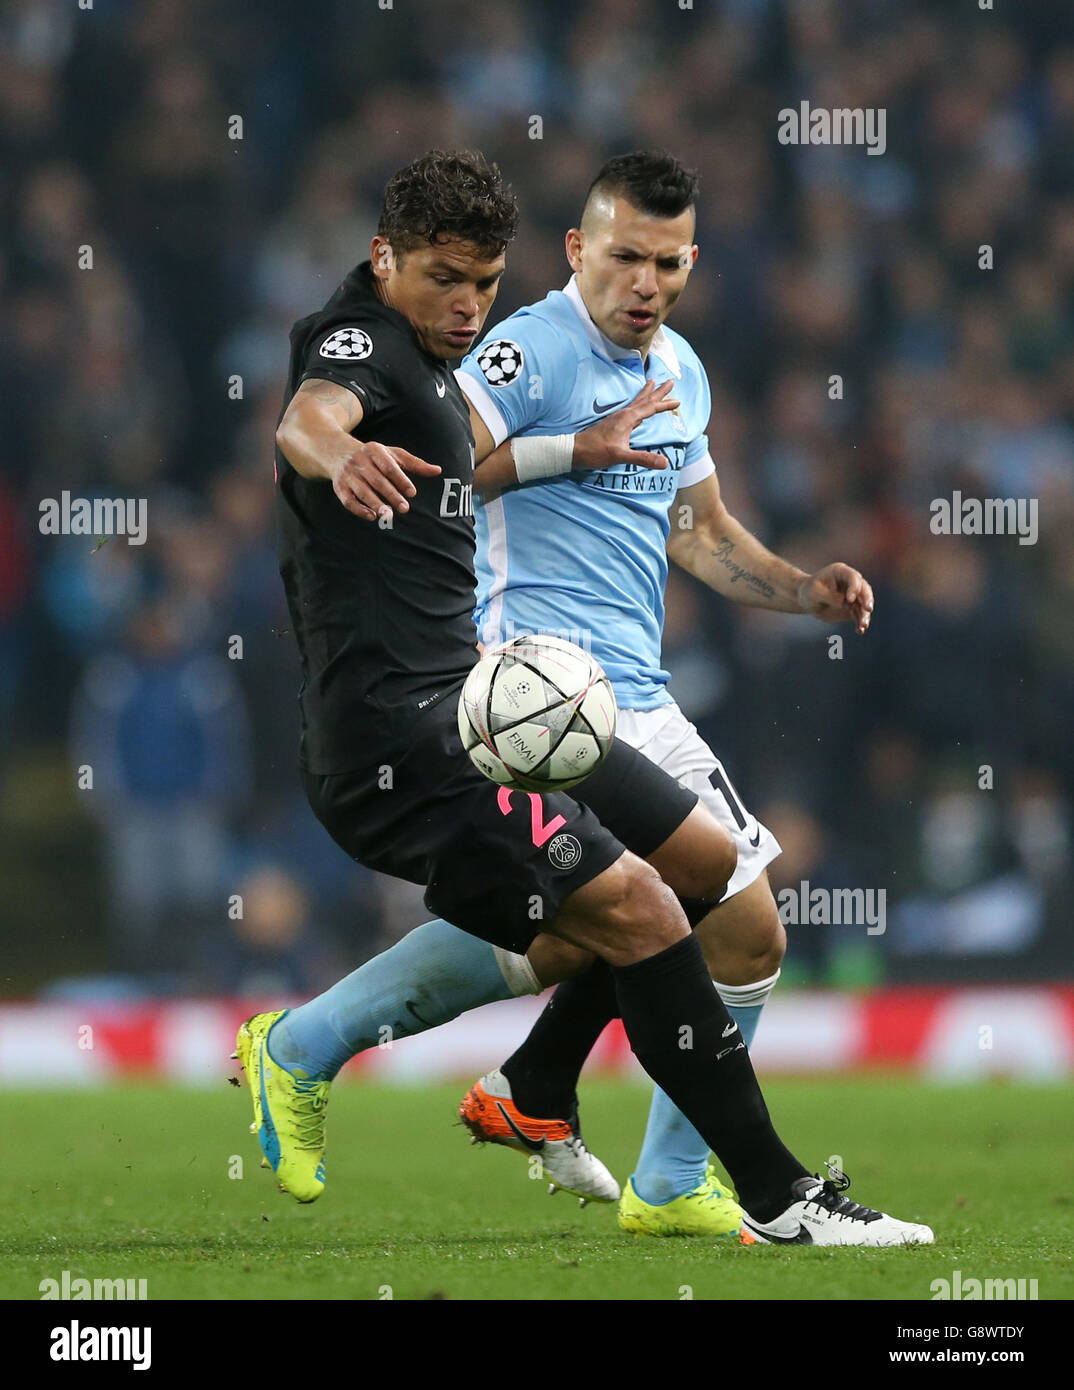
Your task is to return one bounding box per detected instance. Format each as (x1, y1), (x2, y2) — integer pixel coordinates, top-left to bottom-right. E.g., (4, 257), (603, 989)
(509, 434), (575, 483)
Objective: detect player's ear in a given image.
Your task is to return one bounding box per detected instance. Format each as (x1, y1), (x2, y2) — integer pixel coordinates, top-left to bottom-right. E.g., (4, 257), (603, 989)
(371, 237), (395, 278)
(565, 227), (584, 273)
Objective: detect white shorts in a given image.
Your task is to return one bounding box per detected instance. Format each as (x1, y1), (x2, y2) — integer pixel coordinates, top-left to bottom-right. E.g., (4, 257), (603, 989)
(616, 704), (781, 902)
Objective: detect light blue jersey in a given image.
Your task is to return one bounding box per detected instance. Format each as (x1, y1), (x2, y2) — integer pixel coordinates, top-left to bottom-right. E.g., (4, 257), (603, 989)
(455, 276), (715, 710)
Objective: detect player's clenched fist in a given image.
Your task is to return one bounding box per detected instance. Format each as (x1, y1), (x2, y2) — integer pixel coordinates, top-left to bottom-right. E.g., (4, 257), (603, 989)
(330, 442), (441, 523)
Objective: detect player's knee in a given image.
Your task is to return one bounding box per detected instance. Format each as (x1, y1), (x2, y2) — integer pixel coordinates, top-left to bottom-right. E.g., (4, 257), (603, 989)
(648, 806), (737, 904)
(599, 853), (656, 915)
(593, 855), (684, 953)
(747, 897), (786, 977)
(698, 904), (786, 982)
(708, 826), (738, 902)
(750, 919), (786, 979)
(676, 823), (737, 903)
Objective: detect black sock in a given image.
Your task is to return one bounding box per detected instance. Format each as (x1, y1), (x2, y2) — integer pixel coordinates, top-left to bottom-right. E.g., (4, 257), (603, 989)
(501, 959), (618, 1120)
(613, 934), (808, 1220)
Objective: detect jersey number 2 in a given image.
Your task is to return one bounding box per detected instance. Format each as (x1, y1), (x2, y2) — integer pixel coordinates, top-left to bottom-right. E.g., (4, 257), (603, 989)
(496, 786), (567, 848)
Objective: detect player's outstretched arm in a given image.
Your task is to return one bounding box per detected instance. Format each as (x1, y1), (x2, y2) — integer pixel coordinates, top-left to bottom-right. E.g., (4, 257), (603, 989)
(276, 378), (440, 523)
(668, 473), (874, 633)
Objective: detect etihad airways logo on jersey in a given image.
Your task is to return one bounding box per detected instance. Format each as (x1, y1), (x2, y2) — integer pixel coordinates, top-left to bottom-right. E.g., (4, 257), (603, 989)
(440, 479), (473, 518)
(583, 444), (685, 493)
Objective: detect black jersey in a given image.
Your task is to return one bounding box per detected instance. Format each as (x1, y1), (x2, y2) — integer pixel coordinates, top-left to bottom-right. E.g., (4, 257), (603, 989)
(276, 261), (479, 773)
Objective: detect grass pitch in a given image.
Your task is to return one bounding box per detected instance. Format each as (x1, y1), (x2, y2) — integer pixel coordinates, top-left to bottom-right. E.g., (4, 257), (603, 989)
(2, 1076), (1071, 1301)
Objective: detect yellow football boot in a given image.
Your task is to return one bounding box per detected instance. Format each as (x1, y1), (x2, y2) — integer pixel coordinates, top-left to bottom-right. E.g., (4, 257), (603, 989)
(234, 1010), (329, 1203)
(618, 1164), (745, 1238)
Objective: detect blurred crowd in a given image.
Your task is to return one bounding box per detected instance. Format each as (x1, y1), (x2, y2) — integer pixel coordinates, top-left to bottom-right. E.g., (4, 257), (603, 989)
(2, 0), (1072, 995)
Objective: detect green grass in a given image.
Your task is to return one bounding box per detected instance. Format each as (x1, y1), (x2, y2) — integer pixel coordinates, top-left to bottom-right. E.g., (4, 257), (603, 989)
(3, 1078), (1072, 1300)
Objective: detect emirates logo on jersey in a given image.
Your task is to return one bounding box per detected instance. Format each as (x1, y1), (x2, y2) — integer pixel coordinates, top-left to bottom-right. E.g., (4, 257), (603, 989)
(320, 327), (373, 361)
(439, 479), (473, 518)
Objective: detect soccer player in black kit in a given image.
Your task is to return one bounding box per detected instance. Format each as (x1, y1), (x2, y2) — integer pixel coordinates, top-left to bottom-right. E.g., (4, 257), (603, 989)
(237, 150), (933, 1248)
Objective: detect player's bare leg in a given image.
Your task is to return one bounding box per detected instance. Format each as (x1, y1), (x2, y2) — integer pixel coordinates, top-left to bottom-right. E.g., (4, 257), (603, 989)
(524, 934), (591, 985)
(695, 872), (785, 985)
(517, 800), (736, 980)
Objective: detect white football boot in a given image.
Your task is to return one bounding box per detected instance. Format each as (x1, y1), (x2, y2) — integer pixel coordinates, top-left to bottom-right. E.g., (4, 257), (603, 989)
(741, 1164), (934, 1246)
(459, 1068), (620, 1204)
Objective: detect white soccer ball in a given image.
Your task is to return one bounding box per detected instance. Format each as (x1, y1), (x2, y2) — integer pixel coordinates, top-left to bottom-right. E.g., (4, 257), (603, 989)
(457, 634), (617, 792)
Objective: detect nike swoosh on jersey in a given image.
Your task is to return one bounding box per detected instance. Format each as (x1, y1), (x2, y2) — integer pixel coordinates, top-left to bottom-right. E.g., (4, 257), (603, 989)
(435, 378), (446, 397)
(495, 1101), (545, 1152)
(592, 398), (626, 414)
(748, 826), (762, 848)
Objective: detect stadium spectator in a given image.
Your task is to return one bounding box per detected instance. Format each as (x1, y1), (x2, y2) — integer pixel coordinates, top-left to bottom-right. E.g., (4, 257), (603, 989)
(200, 864), (324, 1000)
(69, 597), (251, 969)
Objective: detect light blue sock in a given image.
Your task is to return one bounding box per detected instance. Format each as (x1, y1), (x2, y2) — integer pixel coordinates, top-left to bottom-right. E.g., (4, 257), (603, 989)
(268, 919), (516, 1080)
(631, 1000), (766, 1206)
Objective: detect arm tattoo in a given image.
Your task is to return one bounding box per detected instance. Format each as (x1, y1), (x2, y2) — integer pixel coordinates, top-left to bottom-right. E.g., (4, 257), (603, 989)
(297, 378), (353, 405)
(295, 377), (363, 431)
(710, 536), (776, 599)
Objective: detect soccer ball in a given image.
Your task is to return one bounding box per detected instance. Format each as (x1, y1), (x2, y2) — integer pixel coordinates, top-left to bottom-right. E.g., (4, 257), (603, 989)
(457, 634), (617, 792)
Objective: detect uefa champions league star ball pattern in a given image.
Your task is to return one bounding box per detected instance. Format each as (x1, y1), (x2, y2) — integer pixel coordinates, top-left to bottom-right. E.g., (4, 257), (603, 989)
(476, 339), (524, 387)
(319, 327), (374, 360)
(457, 635), (617, 792)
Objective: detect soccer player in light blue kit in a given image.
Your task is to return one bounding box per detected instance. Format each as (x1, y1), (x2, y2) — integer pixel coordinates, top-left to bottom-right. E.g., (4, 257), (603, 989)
(451, 150), (872, 1233)
(260, 152), (907, 1243)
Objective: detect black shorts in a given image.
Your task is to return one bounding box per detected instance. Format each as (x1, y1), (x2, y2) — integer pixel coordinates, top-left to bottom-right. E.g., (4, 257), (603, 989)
(300, 693), (698, 954)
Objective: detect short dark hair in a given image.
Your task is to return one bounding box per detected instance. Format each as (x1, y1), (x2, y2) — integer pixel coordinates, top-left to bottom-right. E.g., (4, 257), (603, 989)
(378, 150), (519, 259)
(584, 151), (699, 220)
